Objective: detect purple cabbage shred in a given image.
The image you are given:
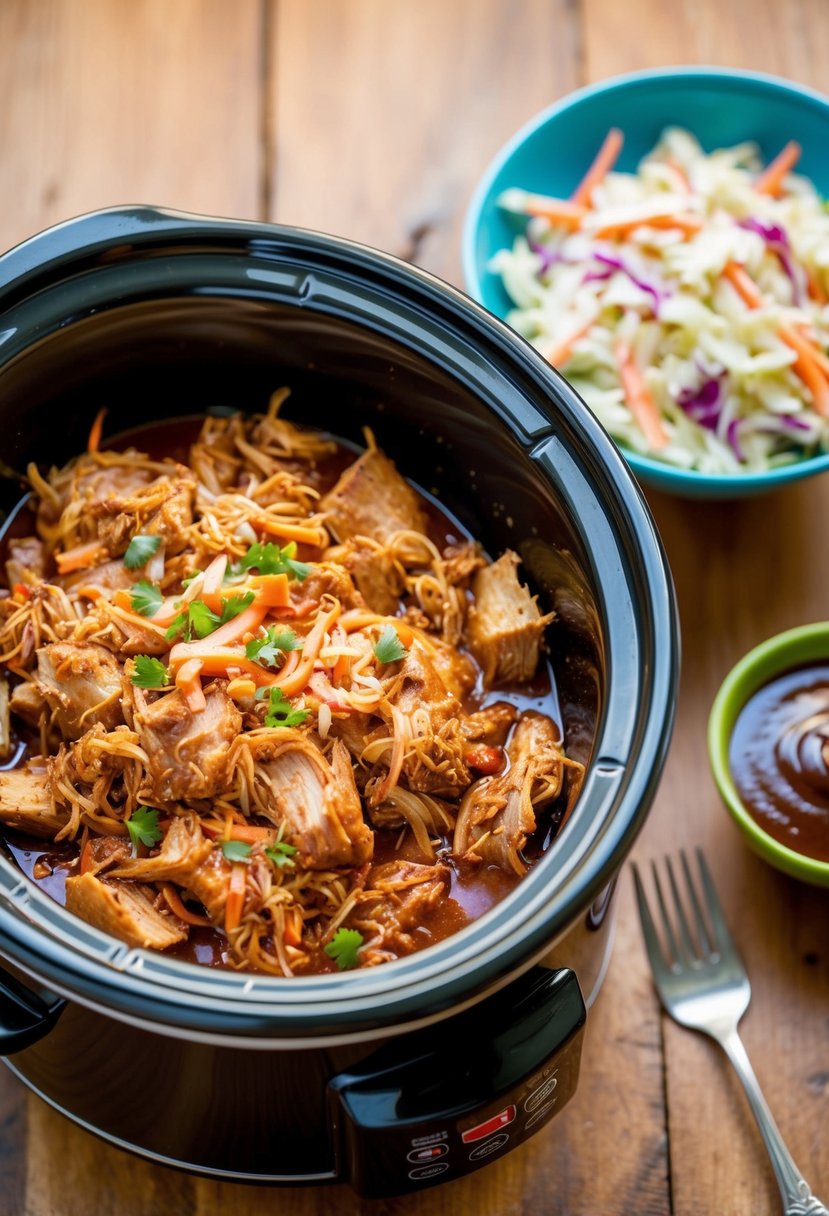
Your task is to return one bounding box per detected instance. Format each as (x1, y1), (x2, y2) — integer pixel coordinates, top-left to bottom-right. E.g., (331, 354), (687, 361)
(676, 370), (727, 430)
(587, 251), (666, 314)
(737, 217), (805, 305)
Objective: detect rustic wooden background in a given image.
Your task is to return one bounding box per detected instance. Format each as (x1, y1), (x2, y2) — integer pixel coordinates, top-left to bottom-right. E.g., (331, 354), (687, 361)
(0, 2), (827, 1214)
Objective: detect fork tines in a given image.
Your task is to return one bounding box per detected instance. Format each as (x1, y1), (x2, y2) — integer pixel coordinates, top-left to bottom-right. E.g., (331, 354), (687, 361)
(633, 848), (733, 972)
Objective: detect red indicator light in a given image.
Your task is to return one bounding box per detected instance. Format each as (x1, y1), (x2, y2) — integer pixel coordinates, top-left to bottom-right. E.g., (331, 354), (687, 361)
(460, 1104), (517, 1144)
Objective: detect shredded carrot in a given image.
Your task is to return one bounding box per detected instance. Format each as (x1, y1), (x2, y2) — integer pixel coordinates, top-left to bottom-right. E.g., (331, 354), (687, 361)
(332, 652), (351, 685)
(160, 882), (211, 927)
(755, 140), (801, 197)
(225, 862), (247, 933)
(524, 196), (587, 231)
(789, 346), (829, 419)
(246, 573), (290, 608)
(723, 261), (829, 413)
(87, 408), (107, 454)
(545, 313), (597, 366)
(592, 212), (703, 240)
(283, 907), (303, 948)
(175, 657), (206, 713)
(168, 603), (271, 669)
(393, 622), (414, 648)
(12, 583), (30, 601)
(805, 265), (829, 306)
(252, 515), (327, 547)
(722, 261), (764, 309)
(571, 128), (624, 207)
(274, 600), (340, 698)
(615, 340), (669, 449)
(201, 820), (276, 844)
(55, 541), (108, 575)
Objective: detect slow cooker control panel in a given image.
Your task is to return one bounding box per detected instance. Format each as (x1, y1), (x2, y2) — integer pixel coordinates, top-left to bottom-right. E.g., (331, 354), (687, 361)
(328, 967), (585, 1197)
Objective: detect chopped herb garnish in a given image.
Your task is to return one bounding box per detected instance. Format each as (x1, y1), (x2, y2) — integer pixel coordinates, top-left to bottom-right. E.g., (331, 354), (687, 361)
(164, 610), (188, 642)
(324, 927), (364, 971)
(245, 626), (299, 669)
(256, 685), (310, 728)
(188, 599), (221, 639)
(130, 580), (163, 618)
(218, 591), (255, 624)
(131, 655), (169, 689)
(221, 839), (253, 864)
(123, 534), (162, 570)
(265, 841), (298, 870)
(125, 806), (163, 852)
(233, 541), (310, 582)
(373, 624), (408, 665)
(165, 593), (255, 642)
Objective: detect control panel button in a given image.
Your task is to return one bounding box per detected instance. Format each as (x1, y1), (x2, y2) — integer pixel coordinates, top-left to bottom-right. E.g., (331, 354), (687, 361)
(524, 1073), (558, 1112)
(408, 1163), (450, 1181)
(461, 1104), (516, 1144)
(407, 1143), (449, 1164)
(468, 1133), (510, 1161)
(525, 1099), (557, 1131)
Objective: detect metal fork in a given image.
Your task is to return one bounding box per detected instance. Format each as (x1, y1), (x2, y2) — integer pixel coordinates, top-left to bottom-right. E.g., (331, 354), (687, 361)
(633, 849), (827, 1216)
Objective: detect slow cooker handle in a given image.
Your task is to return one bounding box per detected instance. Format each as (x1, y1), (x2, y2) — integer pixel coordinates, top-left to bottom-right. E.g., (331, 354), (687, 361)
(0, 966), (65, 1054)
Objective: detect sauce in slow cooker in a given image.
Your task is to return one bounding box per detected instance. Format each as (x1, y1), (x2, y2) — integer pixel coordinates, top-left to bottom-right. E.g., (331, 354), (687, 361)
(729, 662), (829, 863)
(0, 413), (580, 974)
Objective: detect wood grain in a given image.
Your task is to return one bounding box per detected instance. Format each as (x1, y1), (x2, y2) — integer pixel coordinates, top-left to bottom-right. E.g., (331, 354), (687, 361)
(0, 0), (262, 255)
(268, 0), (580, 283)
(0, 2), (827, 1214)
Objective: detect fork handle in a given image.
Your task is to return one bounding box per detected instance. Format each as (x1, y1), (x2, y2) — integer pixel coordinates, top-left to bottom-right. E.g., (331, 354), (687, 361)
(719, 1027), (828, 1215)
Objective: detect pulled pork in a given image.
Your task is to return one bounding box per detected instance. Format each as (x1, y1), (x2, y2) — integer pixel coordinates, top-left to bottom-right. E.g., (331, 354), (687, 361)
(0, 393), (583, 976)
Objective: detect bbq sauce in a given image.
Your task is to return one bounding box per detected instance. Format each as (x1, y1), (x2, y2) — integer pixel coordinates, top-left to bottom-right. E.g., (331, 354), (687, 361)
(729, 662), (829, 863)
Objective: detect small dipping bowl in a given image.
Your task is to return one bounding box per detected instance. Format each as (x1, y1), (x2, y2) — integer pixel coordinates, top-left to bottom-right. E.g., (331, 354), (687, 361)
(708, 622), (829, 887)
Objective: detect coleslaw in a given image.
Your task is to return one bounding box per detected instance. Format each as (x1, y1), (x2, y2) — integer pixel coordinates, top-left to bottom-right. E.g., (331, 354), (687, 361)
(493, 128), (829, 473)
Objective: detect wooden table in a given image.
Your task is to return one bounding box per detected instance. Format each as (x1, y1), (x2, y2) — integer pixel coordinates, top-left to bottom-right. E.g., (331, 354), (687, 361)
(0, 3), (827, 1213)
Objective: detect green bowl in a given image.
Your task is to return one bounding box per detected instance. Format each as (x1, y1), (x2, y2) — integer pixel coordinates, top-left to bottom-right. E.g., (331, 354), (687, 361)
(708, 622), (829, 886)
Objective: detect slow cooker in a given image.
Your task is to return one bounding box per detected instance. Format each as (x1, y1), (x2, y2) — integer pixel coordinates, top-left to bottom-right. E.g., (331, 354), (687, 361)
(0, 208), (677, 1196)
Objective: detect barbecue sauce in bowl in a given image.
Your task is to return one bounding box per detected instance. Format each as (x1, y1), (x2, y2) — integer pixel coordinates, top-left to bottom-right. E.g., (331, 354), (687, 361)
(729, 663), (829, 864)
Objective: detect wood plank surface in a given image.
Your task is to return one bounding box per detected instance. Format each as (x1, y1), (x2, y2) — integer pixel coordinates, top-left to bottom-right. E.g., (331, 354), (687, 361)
(0, 2), (827, 1215)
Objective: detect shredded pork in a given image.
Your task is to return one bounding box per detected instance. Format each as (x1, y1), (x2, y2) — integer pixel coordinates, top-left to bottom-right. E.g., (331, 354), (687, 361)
(0, 391), (583, 975)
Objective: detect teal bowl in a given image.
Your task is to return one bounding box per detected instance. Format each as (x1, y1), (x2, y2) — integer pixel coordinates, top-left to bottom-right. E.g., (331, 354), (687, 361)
(462, 67), (829, 499)
(708, 622), (829, 887)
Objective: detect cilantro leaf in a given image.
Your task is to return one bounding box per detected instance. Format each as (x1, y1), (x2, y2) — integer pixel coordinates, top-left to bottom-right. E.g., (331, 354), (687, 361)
(257, 686), (310, 728)
(265, 841), (298, 870)
(221, 839), (253, 863)
(123, 534), (162, 570)
(131, 655), (169, 689)
(130, 580), (163, 618)
(218, 591), (255, 624)
(373, 624), (408, 665)
(245, 626), (299, 669)
(324, 927), (364, 971)
(188, 600), (221, 639)
(125, 806), (163, 852)
(165, 594), (255, 643)
(234, 541), (310, 582)
(165, 610), (189, 642)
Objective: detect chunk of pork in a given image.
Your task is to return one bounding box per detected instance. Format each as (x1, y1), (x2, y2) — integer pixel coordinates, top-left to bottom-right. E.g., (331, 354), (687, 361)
(136, 683), (241, 803)
(64, 872), (186, 949)
(36, 642), (124, 740)
(453, 712), (567, 876)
